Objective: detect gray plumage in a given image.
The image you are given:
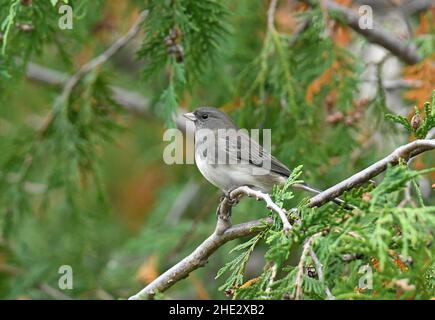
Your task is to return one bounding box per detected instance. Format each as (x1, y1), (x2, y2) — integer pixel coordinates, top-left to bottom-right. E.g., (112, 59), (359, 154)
(184, 107), (347, 206)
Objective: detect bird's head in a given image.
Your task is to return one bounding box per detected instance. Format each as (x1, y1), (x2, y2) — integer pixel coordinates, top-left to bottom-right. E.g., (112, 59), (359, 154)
(183, 107), (236, 130)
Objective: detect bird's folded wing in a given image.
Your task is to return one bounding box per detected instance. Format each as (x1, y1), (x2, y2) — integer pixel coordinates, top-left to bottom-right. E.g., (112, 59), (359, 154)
(219, 132), (291, 177)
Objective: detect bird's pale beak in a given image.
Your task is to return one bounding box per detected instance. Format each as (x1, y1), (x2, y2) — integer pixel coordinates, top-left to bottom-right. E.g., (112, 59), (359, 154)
(183, 112), (196, 122)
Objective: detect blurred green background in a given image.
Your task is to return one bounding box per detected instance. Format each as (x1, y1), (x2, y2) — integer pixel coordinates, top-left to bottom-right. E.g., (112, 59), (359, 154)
(0, 0), (433, 299)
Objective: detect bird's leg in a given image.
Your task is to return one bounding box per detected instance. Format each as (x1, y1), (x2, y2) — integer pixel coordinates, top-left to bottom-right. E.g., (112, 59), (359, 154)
(216, 188), (238, 217)
(223, 188), (239, 206)
(216, 199), (232, 218)
(215, 201), (232, 235)
(215, 188), (239, 235)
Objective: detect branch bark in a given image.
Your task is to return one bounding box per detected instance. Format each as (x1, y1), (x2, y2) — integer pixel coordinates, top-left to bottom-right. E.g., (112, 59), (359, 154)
(393, 0), (433, 16)
(59, 10), (148, 103)
(308, 139), (435, 207)
(22, 10), (149, 122)
(303, 0), (424, 65)
(25, 61), (187, 128)
(25, 62), (151, 116)
(14, 10), (150, 184)
(129, 218), (272, 300)
(215, 186), (292, 235)
(129, 138), (435, 300)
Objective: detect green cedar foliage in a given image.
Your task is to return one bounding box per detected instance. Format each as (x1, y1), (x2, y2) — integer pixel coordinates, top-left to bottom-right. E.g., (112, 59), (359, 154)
(386, 90), (435, 139)
(137, 0), (228, 125)
(0, 0), (433, 300)
(219, 164), (435, 300)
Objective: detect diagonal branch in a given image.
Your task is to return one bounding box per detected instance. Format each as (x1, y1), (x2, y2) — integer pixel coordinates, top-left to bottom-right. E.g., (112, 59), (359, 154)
(129, 218), (271, 300)
(26, 62), (151, 117)
(391, 0), (432, 16)
(308, 139), (435, 207)
(59, 10), (148, 104)
(22, 10), (149, 116)
(301, 0), (424, 64)
(25, 62), (187, 127)
(128, 138), (435, 299)
(30, 10), (148, 135)
(15, 10), (149, 183)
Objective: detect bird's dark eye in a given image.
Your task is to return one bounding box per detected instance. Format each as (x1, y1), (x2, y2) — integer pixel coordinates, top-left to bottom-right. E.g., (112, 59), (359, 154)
(201, 114), (208, 120)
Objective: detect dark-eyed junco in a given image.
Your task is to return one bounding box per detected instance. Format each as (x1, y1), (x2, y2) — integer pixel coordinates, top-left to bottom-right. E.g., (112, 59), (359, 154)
(183, 107), (346, 206)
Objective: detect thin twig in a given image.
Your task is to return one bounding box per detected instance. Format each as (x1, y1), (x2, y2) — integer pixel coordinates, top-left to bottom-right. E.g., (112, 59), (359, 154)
(309, 248), (335, 300)
(216, 186), (292, 235)
(25, 62), (151, 116)
(165, 180), (201, 225)
(267, 0), (278, 30)
(300, 0), (423, 64)
(398, 181), (416, 208)
(319, 0), (330, 36)
(288, 20), (310, 46)
(294, 232), (322, 300)
(47, 9), (147, 128)
(265, 263), (278, 295)
(25, 62), (189, 127)
(165, 190), (219, 261)
(15, 11), (149, 182)
(128, 138), (434, 299)
(58, 10), (148, 105)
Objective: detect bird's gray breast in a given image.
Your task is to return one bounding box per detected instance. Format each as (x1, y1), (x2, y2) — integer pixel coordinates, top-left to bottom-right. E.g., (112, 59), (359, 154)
(194, 130), (284, 192)
(194, 131), (231, 190)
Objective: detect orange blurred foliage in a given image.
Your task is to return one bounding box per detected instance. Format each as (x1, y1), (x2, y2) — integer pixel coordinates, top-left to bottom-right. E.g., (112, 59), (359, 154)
(416, 8), (435, 35)
(221, 97), (242, 113)
(390, 251), (409, 272)
(306, 61), (339, 103)
(275, 1), (299, 34)
(403, 56), (435, 108)
(328, 0), (352, 47)
(239, 276), (261, 289)
(330, 23), (352, 47)
(189, 273), (211, 300)
(113, 164), (168, 232)
(370, 256), (381, 272)
(136, 254), (159, 285)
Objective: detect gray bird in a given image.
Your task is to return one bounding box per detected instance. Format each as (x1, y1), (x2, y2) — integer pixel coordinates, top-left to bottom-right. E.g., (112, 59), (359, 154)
(183, 107), (346, 206)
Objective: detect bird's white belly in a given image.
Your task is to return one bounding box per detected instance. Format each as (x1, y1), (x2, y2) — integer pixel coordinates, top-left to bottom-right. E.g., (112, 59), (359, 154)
(195, 154), (240, 190)
(195, 154), (231, 191)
